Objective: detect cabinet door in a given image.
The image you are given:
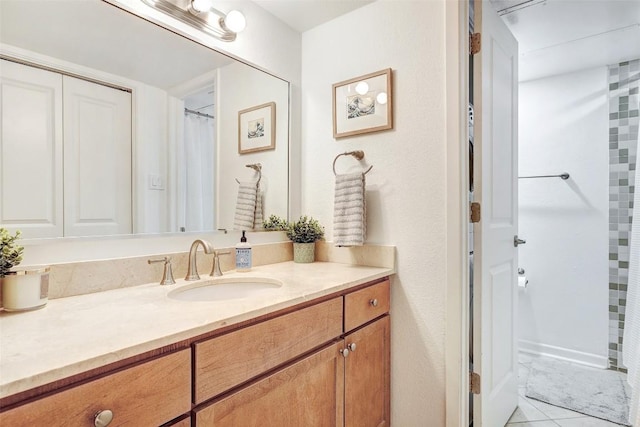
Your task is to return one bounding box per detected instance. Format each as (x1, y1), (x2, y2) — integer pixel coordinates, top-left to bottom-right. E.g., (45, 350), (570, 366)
(63, 75), (132, 236)
(344, 316), (390, 427)
(0, 60), (63, 238)
(195, 342), (344, 427)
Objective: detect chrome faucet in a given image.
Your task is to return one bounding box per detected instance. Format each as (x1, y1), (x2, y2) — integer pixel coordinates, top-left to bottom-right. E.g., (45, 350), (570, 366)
(186, 239), (215, 281)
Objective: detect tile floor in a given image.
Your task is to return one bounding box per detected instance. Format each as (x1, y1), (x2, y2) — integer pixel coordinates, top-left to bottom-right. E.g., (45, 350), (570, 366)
(506, 353), (625, 426)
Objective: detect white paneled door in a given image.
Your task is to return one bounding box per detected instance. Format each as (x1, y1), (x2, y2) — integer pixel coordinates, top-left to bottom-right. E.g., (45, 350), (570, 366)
(0, 59), (64, 239)
(1, 61), (132, 238)
(473, 1), (519, 426)
(63, 76), (131, 237)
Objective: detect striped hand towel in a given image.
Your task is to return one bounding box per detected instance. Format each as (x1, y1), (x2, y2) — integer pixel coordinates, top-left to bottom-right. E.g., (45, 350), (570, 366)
(333, 172), (366, 247)
(234, 181), (258, 230)
(254, 187), (264, 230)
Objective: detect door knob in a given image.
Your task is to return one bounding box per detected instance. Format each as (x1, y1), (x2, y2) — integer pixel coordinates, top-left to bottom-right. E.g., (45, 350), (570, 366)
(347, 343), (357, 352)
(514, 236), (526, 247)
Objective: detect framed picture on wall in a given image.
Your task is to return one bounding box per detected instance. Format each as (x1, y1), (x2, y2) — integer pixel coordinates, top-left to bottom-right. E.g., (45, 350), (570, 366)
(332, 68), (393, 139)
(238, 102), (276, 154)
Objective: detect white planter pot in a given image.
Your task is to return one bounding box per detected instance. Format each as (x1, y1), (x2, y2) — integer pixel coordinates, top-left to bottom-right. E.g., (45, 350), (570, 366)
(293, 242), (316, 263)
(1, 266), (49, 312)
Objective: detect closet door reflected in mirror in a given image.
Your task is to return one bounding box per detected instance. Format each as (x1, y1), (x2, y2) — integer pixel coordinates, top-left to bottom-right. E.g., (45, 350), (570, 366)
(0, 60), (63, 238)
(63, 75), (132, 237)
(0, 60), (132, 239)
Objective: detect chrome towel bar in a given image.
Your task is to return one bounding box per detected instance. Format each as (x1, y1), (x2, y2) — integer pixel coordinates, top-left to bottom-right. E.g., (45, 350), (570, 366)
(518, 172), (570, 180)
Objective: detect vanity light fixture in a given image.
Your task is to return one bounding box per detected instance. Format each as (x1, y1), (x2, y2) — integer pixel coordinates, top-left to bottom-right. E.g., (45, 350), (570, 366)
(140, 0), (245, 42)
(189, 0), (212, 14)
(222, 10), (246, 33)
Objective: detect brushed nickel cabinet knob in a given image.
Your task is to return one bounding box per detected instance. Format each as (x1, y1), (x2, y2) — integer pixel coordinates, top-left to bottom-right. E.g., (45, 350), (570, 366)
(94, 409), (113, 427)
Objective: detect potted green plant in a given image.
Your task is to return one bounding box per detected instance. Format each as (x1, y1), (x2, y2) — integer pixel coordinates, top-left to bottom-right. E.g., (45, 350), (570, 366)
(0, 228), (23, 278)
(1, 228), (49, 312)
(286, 216), (324, 263)
(262, 215), (289, 231)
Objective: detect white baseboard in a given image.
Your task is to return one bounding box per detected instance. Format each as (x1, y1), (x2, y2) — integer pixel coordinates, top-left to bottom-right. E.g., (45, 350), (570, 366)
(519, 339), (608, 369)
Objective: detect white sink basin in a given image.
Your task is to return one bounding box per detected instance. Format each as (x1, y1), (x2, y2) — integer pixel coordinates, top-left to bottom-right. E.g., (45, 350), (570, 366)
(168, 277), (283, 302)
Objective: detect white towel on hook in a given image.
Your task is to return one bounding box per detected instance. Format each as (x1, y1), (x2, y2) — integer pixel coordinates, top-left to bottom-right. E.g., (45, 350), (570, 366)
(333, 172), (366, 247)
(234, 181), (258, 230)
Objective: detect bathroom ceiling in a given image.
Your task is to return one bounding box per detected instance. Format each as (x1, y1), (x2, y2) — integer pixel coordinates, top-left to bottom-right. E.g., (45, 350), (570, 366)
(251, 0), (374, 33)
(489, 0), (640, 81)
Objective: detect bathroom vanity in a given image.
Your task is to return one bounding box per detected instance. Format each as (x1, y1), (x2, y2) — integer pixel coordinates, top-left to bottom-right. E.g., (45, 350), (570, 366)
(0, 261), (392, 426)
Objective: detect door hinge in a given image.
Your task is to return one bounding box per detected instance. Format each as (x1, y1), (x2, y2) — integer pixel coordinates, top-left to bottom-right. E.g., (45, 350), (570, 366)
(470, 372), (481, 394)
(470, 202), (481, 223)
(470, 33), (481, 55)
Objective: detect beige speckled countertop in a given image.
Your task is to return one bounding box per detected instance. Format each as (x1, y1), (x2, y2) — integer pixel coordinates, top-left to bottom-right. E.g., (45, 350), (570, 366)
(0, 261), (393, 399)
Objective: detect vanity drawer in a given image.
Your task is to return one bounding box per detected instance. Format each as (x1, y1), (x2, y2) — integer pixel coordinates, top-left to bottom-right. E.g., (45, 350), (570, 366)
(0, 349), (191, 427)
(344, 279), (390, 332)
(194, 297), (343, 404)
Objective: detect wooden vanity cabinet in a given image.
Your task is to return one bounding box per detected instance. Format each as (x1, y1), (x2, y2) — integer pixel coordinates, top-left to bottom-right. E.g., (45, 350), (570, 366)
(0, 278), (390, 427)
(0, 349), (191, 427)
(193, 279), (391, 427)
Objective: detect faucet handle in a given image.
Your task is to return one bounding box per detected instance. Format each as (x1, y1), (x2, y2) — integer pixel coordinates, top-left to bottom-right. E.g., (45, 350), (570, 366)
(211, 251), (231, 277)
(148, 257), (176, 286)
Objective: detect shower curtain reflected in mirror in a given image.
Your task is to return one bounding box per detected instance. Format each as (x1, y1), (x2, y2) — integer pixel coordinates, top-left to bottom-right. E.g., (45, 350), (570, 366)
(178, 113), (215, 232)
(624, 129), (640, 427)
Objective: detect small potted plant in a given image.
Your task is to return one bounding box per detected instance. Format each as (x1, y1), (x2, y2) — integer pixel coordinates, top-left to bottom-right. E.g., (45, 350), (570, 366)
(286, 216), (324, 263)
(1, 228), (23, 279)
(263, 215), (289, 231)
(1, 228), (49, 312)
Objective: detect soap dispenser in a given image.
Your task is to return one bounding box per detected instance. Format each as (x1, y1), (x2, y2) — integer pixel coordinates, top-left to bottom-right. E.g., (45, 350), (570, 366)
(235, 231), (252, 272)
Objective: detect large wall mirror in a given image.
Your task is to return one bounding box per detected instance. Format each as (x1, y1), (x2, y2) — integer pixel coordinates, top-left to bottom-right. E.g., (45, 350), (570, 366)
(0, 0), (289, 240)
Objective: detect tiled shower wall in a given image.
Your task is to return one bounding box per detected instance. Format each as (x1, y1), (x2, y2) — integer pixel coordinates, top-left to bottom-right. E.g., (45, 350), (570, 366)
(609, 59), (639, 371)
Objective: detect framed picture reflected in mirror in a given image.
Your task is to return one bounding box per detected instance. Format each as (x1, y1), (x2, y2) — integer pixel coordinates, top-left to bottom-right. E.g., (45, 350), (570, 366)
(238, 102), (276, 154)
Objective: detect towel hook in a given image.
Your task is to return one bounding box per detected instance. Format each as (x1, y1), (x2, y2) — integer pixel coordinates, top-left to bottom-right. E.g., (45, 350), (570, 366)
(235, 163), (262, 184)
(332, 151), (373, 176)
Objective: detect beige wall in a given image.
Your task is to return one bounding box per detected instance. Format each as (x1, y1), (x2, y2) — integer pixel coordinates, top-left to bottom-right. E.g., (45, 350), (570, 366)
(301, 1), (449, 424)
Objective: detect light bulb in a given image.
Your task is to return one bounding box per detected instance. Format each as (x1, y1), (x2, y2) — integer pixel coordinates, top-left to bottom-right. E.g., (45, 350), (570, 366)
(355, 81), (369, 95)
(376, 92), (388, 105)
(191, 0), (212, 13)
(224, 10), (246, 33)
